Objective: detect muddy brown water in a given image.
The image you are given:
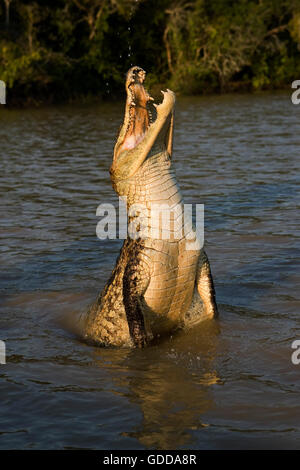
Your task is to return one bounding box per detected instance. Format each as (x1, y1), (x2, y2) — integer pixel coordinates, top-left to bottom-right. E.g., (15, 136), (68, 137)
(0, 92), (299, 449)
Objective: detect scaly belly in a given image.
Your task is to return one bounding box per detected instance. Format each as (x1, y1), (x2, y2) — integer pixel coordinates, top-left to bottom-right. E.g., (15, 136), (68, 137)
(143, 239), (199, 333)
(114, 151), (201, 332)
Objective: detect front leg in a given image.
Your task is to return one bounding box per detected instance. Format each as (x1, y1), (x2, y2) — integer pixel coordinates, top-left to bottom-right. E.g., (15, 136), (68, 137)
(196, 250), (218, 319)
(123, 252), (151, 348)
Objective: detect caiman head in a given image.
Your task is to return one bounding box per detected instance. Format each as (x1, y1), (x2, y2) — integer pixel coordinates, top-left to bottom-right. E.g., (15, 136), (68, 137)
(113, 66), (154, 161)
(111, 66), (175, 181)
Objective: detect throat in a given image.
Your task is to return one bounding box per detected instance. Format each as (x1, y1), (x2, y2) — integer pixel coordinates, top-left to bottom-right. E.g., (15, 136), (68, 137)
(119, 105), (150, 153)
(122, 133), (144, 150)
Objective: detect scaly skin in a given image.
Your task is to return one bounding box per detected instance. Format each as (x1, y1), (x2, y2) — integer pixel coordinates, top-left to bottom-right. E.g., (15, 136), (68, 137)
(84, 66), (218, 348)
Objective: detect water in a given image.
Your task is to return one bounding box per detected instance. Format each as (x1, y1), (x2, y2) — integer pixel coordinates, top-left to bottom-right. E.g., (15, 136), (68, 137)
(0, 92), (299, 449)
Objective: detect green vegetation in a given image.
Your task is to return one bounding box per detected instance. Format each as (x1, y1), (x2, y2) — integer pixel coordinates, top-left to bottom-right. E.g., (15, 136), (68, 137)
(1, 0), (300, 104)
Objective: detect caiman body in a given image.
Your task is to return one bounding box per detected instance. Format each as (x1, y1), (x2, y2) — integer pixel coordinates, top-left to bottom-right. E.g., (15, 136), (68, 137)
(84, 67), (218, 347)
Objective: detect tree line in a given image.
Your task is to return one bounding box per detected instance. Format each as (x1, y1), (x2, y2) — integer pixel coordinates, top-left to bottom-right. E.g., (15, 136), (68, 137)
(1, 0), (299, 105)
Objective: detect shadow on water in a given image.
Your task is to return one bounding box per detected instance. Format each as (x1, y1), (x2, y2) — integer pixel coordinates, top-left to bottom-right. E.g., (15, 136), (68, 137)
(91, 320), (221, 450)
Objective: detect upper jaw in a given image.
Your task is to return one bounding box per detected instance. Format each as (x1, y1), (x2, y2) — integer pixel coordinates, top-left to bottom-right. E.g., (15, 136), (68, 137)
(126, 66), (154, 107)
(126, 66), (146, 88)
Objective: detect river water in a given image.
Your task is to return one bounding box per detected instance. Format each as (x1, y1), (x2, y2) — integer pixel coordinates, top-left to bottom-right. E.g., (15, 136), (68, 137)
(0, 92), (299, 449)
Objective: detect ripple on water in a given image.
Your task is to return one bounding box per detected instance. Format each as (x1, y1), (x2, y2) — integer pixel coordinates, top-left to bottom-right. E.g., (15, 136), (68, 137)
(0, 92), (299, 449)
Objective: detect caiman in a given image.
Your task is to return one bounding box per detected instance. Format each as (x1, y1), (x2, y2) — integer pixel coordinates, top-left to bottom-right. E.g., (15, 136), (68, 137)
(84, 66), (218, 348)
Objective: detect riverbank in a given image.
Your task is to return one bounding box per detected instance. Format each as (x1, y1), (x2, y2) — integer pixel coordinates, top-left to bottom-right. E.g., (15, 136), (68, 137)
(2, 81), (293, 109)
(1, 1), (299, 109)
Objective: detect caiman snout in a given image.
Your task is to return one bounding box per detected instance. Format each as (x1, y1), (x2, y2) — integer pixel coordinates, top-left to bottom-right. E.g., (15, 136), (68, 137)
(126, 66), (146, 88)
